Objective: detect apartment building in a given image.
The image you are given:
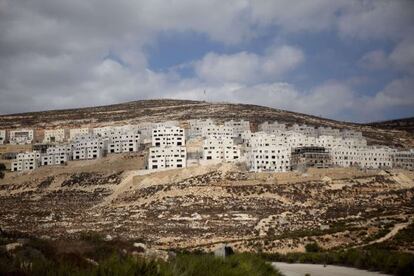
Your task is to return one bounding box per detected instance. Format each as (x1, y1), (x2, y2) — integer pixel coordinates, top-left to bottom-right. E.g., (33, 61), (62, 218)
(0, 130), (5, 144)
(69, 128), (90, 141)
(258, 121), (286, 135)
(202, 137), (240, 162)
(43, 129), (66, 143)
(289, 124), (318, 137)
(331, 146), (394, 169)
(41, 145), (72, 166)
(188, 119), (215, 138)
(148, 146), (186, 170)
(393, 150), (414, 171)
(317, 126), (340, 137)
(291, 146), (332, 170)
(72, 135), (107, 160)
(152, 126), (185, 147)
(202, 125), (234, 139)
(107, 132), (141, 153)
(248, 146), (291, 172)
(11, 151), (41, 172)
(224, 120), (250, 137)
(9, 129), (34, 145)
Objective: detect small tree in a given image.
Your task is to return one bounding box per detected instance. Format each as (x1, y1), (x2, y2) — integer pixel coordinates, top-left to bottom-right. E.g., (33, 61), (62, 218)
(0, 163), (5, 179)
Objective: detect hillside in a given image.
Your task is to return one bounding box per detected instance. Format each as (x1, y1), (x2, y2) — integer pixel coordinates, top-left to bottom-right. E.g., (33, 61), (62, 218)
(368, 117), (414, 133)
(0, 99), (413, 148)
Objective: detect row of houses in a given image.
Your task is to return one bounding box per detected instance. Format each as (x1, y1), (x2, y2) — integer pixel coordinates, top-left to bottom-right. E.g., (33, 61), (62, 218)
(6, 119), (414, 173)
(148, 119), (414, 172)
(10, 127), (142, 172)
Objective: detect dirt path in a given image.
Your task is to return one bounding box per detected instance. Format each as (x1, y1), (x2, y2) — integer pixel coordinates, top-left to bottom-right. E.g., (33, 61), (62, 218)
(367, 218), (412, 246)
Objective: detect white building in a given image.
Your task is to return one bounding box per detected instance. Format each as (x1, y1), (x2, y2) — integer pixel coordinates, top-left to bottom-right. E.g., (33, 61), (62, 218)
(69, 128), (90, 141)
(202, 125), (234, 139)
(107, 132), (141, 153)
(9, 129), (34, 145)
(317, 126), (340, 137)
(0, 130), (5, 144)
(188, 119), (215, 138)
(11, 151), (41, 172)
(152, 126), (185, 147)
(202, 138), (240, 162)
(137, 122), (155, 142)
(248, 146), (291, 172)
(331, 146), (394, 169)
(41, 145), (72, 166)
(148, 146), (186, 170)
(289, 124), (318, 137)
(71, 135), (107, 160)
(43, 129), (65, 143)
(258, 121), (286, 135)
(393, 150), (414, 171)
(224, 120), (250, 137)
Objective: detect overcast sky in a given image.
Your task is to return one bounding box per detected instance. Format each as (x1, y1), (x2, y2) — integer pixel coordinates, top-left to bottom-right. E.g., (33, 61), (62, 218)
(0, 0), (413, 122)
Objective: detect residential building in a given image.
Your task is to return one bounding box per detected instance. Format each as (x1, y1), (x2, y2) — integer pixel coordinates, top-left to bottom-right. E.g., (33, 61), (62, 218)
(224, 120), (250, 137)
(69, 128), (90, 141)
(331, 146), (394, 169)
(393, 150), (414, 171)
(107, 132), (141, 153)
(43, 129), (65, 143)
(41, 145), (72, 166)
(152, 126), (185, 147)
(11, 151), (41, 172)
(148, 146), (187, 170)
(202, 137), (240, 162)
(258, 121), (286, 134)
(248, 146), (291, 172)
(202, 125), (234, 139)
(72, 135), (107, 160)
(9, 129), (34, 145)
(291, 146), (332, 170)
(188, 119), (215, 138)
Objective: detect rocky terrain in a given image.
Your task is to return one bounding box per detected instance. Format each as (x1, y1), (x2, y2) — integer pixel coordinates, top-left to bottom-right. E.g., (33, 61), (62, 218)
(1, 154), (413, 254)
(0, 99), (413, 148)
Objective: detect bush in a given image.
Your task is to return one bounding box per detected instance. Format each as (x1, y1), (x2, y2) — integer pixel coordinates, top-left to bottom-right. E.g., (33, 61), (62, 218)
(305, 242), (322, 253)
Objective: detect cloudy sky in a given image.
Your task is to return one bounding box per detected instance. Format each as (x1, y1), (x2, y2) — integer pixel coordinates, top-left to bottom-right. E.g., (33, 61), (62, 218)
(1, 0), (413, 122)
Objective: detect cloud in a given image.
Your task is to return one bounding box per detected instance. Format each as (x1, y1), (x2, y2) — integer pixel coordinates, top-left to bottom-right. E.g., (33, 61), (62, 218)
(194, 45), (304, 84)
(0, 0), (413, 122)
(358, 50), (388, 70)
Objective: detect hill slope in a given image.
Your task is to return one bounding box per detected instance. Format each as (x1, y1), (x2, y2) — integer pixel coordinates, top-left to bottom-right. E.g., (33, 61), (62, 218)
(0, 99), (413, 147)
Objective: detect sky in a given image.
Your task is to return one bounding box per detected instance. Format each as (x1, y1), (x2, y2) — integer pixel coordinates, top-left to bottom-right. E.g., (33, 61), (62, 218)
(0, 1), (413, 122)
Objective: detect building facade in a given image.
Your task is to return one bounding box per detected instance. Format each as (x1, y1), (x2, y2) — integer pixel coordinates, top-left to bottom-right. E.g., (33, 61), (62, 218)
(9, 129), (34, 145)
(202, 137), (241, 162)
(43, 129), (66, 143)
(152, 126), (185, 147)
(0, 130), (5, 144)
(11, 151), (41, 171)
(148, 146), (187, 170)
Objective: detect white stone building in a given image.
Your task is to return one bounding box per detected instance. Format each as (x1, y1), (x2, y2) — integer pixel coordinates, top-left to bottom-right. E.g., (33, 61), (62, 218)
(202, 125), (234, 139)
(69, 128), (90, 141)
(41, 145), (72, 166)
(258, 121), (286, 135)
(11, 151), (41, 172)
(188, 119), (215, 138)
(317, 126), (340, 137)
(72, 135), (107, 160)
(331, 146), (394, 169)
(152, 126), (185, 147)
(289, 124), (318, 137)
(202, 137), (241, 162)
(107, 132), (141, 153)
(148, 146), (187, 170)
(43, 129), (66, 143)
(224, 120), (250, 137)
(0, 130), (5, 144)
(9, 129), (34, 145)
(392, 150), (414, 171)
(248, 146), (291, 172)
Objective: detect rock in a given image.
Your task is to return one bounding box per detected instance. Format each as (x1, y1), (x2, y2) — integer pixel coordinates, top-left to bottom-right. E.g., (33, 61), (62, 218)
(104, 234), (113, 241)
(133, 242), (147, 252)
